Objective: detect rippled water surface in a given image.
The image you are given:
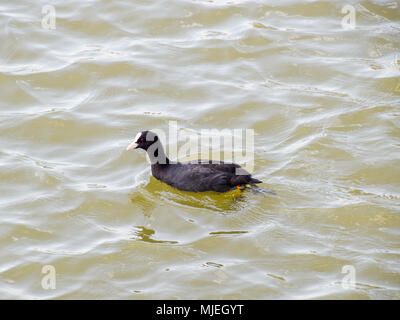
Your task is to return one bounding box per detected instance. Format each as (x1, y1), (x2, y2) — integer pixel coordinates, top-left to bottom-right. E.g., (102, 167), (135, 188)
(1, 0), (399, 299)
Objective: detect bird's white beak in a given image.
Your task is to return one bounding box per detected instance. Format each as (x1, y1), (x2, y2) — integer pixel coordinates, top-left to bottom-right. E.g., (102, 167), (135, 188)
(126, 141), (138, 151)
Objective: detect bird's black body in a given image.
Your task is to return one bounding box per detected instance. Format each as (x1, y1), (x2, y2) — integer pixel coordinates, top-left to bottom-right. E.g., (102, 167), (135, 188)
(127, 131), (262, 193)
(151, 160), (262, 193)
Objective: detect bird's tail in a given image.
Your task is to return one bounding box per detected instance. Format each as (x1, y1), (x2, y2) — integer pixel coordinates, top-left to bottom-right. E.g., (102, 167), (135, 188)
(231, 175), (262, 186)
(248, 177), (262, 184)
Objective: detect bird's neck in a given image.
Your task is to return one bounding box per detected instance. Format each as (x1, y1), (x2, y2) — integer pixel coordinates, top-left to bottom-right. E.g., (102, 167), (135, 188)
(147, 141), (170, 166)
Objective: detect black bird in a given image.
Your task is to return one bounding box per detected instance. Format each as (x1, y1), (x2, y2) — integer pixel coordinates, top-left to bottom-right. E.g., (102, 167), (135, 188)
(126, 131), (263, 193)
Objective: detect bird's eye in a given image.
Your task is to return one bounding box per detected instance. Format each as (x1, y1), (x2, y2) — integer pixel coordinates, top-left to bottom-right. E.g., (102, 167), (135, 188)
(138, 138), (145, 143)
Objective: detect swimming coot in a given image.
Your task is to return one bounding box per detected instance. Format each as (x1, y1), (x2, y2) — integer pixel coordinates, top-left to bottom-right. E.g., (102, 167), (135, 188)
(126, 131), (262, 193)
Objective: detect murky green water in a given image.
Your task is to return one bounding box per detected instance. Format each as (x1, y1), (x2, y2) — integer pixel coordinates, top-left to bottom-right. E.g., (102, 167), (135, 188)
(1, 0), (399, 299)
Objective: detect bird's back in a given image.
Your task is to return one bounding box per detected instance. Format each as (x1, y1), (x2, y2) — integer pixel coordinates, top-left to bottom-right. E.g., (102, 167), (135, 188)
(151, 160), (261, 193)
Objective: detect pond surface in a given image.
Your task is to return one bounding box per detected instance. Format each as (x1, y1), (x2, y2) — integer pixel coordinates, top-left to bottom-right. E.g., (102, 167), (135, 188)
(0, 0), (399, 299)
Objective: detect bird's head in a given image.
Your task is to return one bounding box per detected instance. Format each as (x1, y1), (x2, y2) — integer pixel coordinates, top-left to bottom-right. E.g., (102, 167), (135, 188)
(126, 131), (159, 151)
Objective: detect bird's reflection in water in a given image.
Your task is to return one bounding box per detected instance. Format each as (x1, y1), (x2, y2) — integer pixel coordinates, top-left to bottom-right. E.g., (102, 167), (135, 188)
(131, 226), (178, 244)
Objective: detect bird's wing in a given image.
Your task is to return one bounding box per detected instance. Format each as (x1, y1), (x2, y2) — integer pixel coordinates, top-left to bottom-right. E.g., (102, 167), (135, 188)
(184, 160), (246, 175)
(176, 165), (232, 192)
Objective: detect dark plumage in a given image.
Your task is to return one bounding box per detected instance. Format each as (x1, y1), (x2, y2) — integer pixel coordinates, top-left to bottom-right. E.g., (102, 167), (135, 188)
(126, 131), (263, 193)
